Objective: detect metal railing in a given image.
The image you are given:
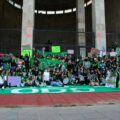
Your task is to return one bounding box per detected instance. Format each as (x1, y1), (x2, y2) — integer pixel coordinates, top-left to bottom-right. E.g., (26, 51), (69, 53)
(0, 28), (120, 55)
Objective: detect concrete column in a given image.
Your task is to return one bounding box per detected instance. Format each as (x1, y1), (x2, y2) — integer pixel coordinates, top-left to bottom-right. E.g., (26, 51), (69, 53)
(21, 0), (35, 51)
(92, 0), (106, 52)
(76, 0), (86, 58)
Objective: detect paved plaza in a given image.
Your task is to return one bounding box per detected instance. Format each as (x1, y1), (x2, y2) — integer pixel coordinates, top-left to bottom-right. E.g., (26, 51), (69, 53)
(0, 104), (120, 120)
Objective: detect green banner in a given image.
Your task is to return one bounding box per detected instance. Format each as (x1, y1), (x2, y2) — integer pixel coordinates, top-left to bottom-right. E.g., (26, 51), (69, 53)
(51, 46), (61, 53)
(0, 86), (120, 95)
(21, 49), (32, 57)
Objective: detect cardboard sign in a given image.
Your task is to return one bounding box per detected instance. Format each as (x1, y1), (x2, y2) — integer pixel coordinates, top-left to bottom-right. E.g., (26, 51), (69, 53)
(8, 76), (21, 87)
(110, 52), (116, 57)
(91, 48), (100, 55)
(67, 50), (74, 54)
(51, 46), (61, 53)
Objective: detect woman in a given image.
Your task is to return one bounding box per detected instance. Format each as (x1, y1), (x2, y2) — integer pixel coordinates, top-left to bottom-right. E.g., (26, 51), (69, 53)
(43, 69), (50, 85)
(89, 70), (99, 86)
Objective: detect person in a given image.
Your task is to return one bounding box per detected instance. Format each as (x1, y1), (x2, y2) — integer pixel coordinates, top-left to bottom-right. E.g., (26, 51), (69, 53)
(37, 71), (43, 84)
(51, 79), (64, 87)
(0, 76), (7, 89)
(110, 49), (116, 57)
(43, 69), (50, 85)
(24, 55), (30, 70)
(83, 58), (91, 69)
(105, 68), (111, 87)
(32, 75), (40, 86)
(89, 70), (99, 86)
(105, 68), (116, 88)
(45, 40), (52, 52)
(24, 77), (33, 86)
(0, 76), (5, 89)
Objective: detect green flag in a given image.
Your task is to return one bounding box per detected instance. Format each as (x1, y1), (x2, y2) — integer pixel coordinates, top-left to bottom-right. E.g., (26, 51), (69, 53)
(116, 48), (120, 55)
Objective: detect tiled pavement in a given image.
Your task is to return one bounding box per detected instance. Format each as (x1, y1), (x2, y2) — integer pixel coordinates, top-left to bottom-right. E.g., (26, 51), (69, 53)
(0, 104), (120, 120)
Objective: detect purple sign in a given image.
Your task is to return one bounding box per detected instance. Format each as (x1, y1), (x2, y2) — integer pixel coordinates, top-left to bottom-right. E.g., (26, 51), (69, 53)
(8, 76), (21, 87)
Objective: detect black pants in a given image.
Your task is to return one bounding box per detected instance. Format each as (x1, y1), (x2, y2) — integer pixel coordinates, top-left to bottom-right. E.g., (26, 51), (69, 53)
(116, 77), (119, 88)
(0, 84), (3, 88)
(0, 81), (8, 88)
(46, 81), (50, 85)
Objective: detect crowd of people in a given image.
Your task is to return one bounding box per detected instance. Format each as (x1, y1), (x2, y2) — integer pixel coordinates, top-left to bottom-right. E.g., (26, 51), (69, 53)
(0, 49), (120, 89)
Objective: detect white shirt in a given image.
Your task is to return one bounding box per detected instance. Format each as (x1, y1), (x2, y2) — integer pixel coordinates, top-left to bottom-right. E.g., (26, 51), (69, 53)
(43, 71), (50, 81)
(0, 76), (4, 84)
(106, 70), (111, 81)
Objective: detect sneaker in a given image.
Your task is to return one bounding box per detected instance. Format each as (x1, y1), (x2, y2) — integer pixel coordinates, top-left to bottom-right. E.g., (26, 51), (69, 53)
(2, 86), (5, 89)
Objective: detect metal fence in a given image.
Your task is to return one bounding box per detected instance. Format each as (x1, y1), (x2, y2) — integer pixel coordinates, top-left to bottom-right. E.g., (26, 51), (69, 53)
(106, 33), (120, 51)
(0, 28), (120, 55)
(33, 29), (95, 56)
(0, 28), (21, 54)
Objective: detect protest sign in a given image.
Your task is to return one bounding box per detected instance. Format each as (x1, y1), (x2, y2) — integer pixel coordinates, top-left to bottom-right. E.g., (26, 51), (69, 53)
(67, 50), (74, 54)
(8, 76), (21, 87)
(51, 46), (61, 53)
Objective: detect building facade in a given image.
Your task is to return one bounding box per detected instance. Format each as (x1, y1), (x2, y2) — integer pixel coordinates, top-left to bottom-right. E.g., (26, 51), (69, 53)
(0, 0), (120, 56)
